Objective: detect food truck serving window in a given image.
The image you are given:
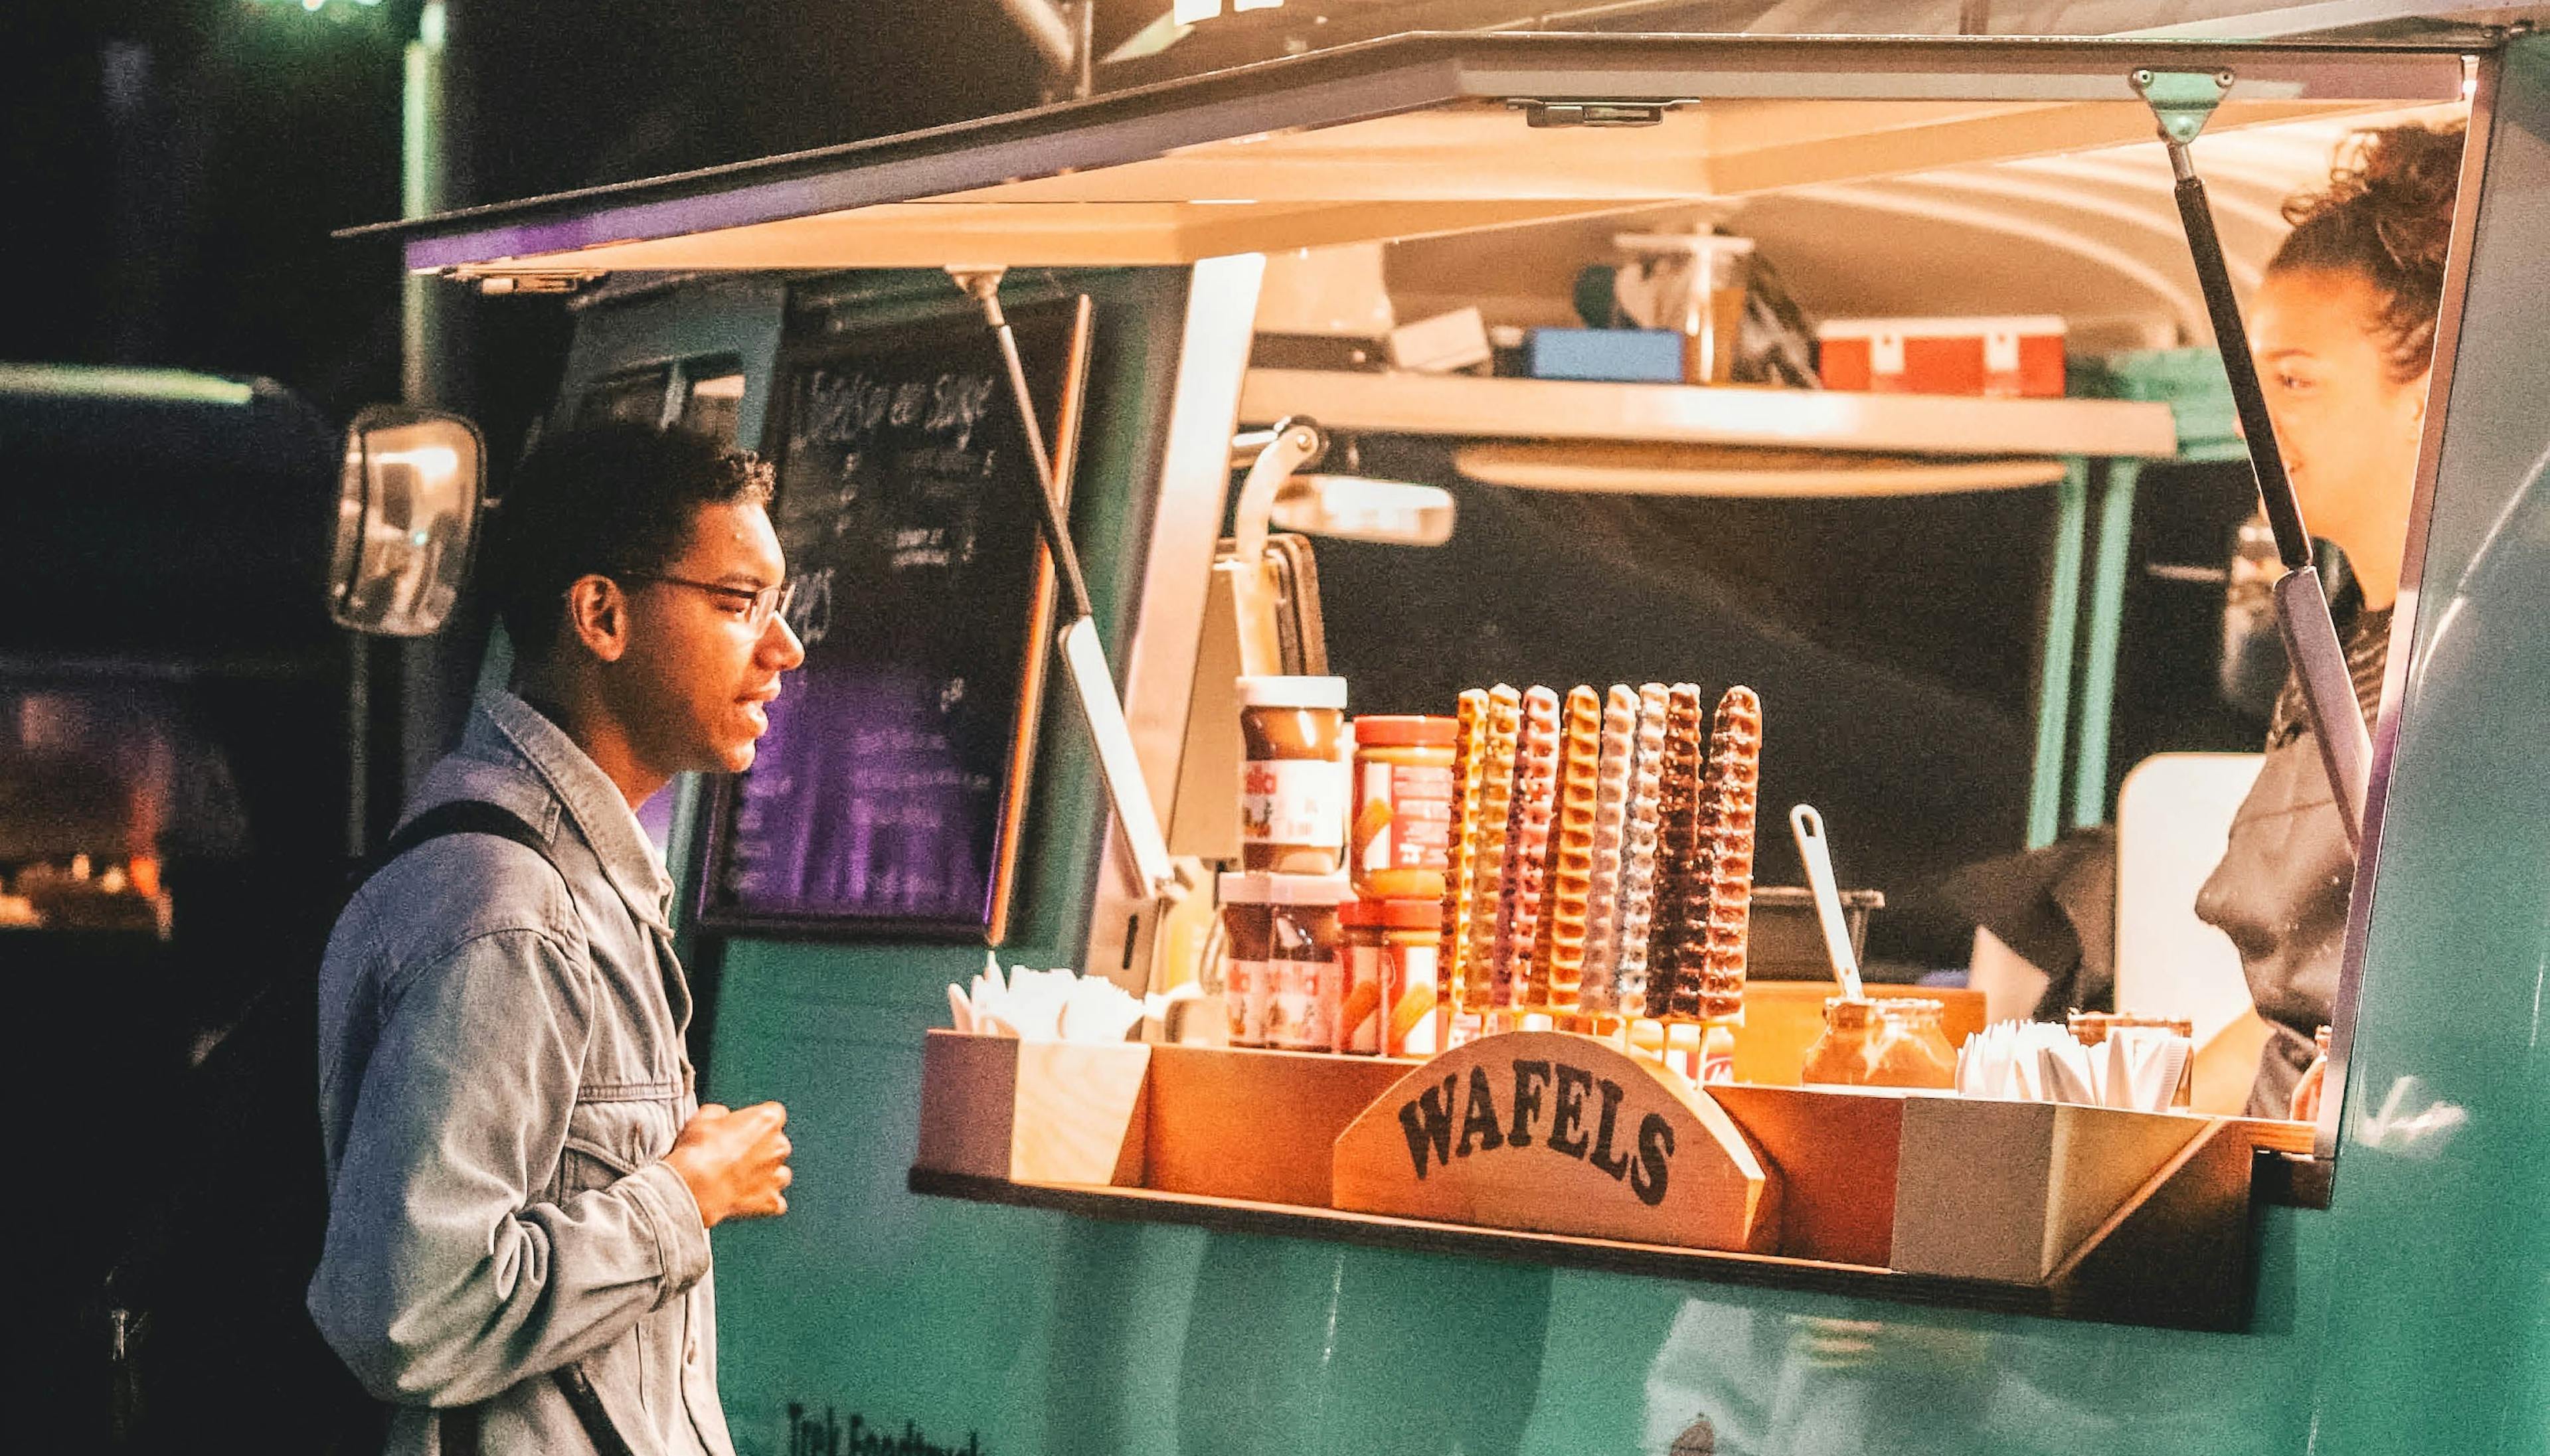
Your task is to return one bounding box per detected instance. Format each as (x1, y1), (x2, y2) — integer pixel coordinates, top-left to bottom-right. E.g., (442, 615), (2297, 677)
(367, 33), (2504, 1329)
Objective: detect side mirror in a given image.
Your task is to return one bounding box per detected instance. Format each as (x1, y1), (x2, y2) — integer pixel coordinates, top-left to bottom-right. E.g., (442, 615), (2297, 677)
(1271, 473), (1457, 548)
(330, 405), (485, 637)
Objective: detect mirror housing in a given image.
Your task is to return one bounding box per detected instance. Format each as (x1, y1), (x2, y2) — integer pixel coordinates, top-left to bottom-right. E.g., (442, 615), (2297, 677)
(329, 405), (484, 637)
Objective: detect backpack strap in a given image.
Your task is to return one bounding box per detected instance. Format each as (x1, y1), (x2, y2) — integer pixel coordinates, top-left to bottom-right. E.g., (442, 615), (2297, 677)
(375, 801), (636, 1456)
(375, 799), (552, 881)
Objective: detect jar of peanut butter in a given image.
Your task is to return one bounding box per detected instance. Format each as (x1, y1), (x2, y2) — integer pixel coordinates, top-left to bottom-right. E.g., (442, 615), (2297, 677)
(1337, 898), (1442, 1057)
(1800, 997), (1881, 1087)
(1238, 676), (1350, 873)
(1865, 999), (1957, 1090)
(1218, 872), (1349, 1049)
(1349, 715), (1457, 902)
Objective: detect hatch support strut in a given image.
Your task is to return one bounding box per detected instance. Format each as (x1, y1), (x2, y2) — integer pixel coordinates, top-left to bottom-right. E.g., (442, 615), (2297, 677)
(2134, 67), (2375, 848)
(950, 267), (1181, 904)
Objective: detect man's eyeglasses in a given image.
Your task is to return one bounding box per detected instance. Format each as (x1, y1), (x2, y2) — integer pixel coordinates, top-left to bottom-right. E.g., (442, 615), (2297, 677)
(619, 574), (798, 631)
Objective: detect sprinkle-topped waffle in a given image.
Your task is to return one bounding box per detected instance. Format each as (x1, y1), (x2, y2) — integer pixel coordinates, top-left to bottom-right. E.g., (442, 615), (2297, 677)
(1576, 685), (1639, 1015)
(1613, 683), (1670, 1016)
(1695, 685), (1763, 1023)
(1497, 686), (1562, 1011)
(1530, 686), (1602, 1010)
(1460, 686), (1521, 1014)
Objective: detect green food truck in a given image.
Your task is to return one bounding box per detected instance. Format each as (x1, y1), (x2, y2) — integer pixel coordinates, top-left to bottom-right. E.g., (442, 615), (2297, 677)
(335, 10), (2549, 1454)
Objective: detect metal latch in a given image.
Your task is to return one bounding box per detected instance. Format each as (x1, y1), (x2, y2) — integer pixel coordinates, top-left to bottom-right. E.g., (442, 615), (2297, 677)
(1511, 100), (1673, 128)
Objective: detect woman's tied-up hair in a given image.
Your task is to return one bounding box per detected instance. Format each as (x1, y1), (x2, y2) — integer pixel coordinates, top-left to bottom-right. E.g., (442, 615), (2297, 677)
(2269, 122), (2466, 384)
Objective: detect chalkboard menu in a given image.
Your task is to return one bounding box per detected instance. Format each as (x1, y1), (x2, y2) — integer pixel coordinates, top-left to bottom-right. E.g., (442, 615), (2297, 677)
(696, 299), (1084, 940)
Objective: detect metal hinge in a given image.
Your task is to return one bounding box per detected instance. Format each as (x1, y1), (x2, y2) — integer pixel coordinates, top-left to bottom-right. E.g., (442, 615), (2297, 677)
(1510, 99), (1679, 128)
(2130, 67), (2233, 147)
(449, 267), (608, 295)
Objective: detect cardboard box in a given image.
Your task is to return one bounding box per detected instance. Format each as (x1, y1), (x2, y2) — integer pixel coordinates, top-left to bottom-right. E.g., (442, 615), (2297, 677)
(1389, 306), (1492, 373)
(1817, 315), (2065, 397)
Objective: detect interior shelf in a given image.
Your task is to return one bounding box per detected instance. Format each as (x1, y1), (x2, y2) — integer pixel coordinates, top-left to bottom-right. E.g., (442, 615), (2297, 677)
(1238, 368), (2180, 459)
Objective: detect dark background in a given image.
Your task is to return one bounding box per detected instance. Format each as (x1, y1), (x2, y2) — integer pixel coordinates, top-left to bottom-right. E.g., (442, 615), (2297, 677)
(0, 0), (1145, 421)
(2, 9), (1107, 1448)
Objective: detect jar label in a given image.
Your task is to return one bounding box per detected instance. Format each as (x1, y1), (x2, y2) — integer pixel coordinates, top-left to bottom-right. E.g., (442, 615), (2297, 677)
(1341, 943), (1385, 1054)
(1265, 957), (1341, 1050)
(1227, 959), (1270, 1046)
(1389, 943), (1440, 1057)
(1242, 758), (1351, 850)
(1354, 761), (1455, 872)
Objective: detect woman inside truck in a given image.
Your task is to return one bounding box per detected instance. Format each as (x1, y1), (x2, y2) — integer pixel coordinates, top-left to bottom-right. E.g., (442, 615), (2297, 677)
(2196, 120), (2464, 1119)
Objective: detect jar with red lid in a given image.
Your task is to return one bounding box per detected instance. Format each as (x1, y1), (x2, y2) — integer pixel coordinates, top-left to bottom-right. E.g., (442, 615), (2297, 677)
(1338, 897), (1443, 1057)
(1349, 715), (1458, 902)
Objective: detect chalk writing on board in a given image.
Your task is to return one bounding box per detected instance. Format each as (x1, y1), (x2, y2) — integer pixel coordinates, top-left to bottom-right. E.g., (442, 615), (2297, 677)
(701, 299), (1079, 939)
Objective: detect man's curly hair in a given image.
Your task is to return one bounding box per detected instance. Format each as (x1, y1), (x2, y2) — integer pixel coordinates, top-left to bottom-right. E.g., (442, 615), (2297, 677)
(481, 422), (775, 661)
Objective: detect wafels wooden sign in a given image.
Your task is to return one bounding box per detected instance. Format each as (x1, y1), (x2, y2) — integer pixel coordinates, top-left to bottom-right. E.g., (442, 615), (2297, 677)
(1331, 1031), (1779, 1252)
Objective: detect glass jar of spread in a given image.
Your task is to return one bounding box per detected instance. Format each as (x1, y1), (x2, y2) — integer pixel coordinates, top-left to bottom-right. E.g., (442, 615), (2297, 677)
(1337, 898), (1442, 1057)
(1865, 999), (1957, 1090)
(1238, 676), (1350, 873)
(1218, 871), (1348, 1050)
(1349, 715), (1457, 902)
(1800, 997), (1881, 1087)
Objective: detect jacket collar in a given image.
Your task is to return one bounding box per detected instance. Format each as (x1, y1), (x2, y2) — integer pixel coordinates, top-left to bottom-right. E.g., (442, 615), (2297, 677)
(469, 685), (675, 930)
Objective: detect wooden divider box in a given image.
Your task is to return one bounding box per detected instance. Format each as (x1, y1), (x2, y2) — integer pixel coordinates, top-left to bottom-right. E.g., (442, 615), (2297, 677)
(912, 1026), (2297, 1328)
(913, 1030), (1151, 1186)
(1144, 1043), (1414, 1208)
(1888, 1094), (2213, 1283)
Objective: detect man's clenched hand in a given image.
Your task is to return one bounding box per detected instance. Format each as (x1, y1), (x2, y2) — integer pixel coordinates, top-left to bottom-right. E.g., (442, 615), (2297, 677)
(663, 1101), (792, 1228)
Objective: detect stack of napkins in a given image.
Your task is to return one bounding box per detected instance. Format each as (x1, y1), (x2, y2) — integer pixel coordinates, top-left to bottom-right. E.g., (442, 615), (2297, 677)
(1955, 1020), (2193, 1112)
(946, 956), (1148, 1044)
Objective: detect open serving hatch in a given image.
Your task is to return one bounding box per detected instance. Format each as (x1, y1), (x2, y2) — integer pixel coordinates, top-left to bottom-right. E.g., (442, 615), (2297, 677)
(359, 34), (2466, 283)
(353, 29), (2506, 1329)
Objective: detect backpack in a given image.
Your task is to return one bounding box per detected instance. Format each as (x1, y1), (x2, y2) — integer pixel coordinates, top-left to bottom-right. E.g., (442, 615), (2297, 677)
(104, 800), (632, 1456)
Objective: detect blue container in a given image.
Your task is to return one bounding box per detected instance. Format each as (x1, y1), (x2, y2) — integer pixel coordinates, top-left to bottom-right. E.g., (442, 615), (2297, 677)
(1525, 327), (1685, 382)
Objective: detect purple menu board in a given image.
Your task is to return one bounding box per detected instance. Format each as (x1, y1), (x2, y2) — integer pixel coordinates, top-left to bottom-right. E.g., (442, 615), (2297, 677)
(696, 300), (1080, 940)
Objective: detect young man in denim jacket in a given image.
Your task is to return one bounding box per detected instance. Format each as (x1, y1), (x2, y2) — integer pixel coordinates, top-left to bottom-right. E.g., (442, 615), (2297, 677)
(311, 424), (806, 1455)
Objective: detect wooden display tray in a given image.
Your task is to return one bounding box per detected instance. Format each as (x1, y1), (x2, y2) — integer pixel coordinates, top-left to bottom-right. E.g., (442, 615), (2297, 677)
(910, 1030), (2315, 1332)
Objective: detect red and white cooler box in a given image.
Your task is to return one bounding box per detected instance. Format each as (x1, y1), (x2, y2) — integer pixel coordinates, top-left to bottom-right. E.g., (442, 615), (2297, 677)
(1815, 315), (2066, 398)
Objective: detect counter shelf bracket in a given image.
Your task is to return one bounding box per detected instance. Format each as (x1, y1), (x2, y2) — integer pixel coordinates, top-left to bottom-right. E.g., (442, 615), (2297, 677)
(950, 265), (1181, 904)
(2131, 66), (2374, 848)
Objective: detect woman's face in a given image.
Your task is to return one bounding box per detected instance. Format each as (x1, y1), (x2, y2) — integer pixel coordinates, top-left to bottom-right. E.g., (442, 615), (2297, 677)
(2249, 266), (2430, 590)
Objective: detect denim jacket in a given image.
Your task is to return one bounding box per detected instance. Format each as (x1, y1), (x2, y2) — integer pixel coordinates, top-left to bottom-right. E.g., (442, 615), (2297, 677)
(311, 687), (735, 1456)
